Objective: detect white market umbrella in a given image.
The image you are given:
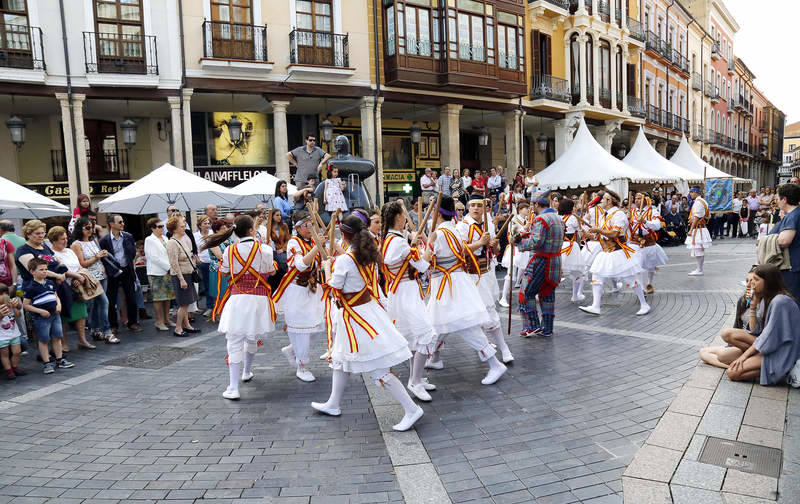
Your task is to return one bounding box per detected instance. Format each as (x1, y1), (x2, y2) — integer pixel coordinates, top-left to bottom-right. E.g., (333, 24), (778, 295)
(623, 127), (701, 194)
(98, 163), (239, 214)
(0, 175), (70, 218)
(231, 171), (297, 209)
(536, 118), (677, 197)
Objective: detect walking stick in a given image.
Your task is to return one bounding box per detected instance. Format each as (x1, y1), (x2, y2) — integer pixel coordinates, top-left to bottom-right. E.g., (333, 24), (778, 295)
(507, 197), (515, 336)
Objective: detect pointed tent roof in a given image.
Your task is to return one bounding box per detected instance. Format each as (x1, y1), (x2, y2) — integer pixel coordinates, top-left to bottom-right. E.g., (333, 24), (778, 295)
(622, 127), (702, 193)
(669, 135), (741, 181)
(536, 118), (676, 196)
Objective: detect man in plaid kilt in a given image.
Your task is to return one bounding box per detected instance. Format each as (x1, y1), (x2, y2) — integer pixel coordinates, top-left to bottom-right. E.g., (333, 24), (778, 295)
(518, 191), (565, 337)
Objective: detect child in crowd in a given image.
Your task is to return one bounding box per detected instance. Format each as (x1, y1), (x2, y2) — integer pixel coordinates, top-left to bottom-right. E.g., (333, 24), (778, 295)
(22, 258), (74, 374)
(134, 240), (151, 303)
(324, 165), (348, 214)
(0, 283), (25, 379)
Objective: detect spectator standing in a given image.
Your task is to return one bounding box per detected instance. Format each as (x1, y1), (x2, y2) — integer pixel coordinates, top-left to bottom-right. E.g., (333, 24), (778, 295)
(437, 166), (453, 196)
(472, 170), (488, 198)
(487, 167), (503, 199)
(0, 231), (16, 294)
(70, 216), (114, 343)
(461, 169), (473, 195)
(746, 189), (761, 237)
(287, 134), (331, 189)
(166, 215), (199, 337)
(48, 226), (92, 351)
(420, 168), (436, 201)
(99, 214), (141, 333)
(68, 194), (92, 234)
(759, 187), (774, 212)
(267, 209), (290, 291)
(0, 220), (24, 252)
(204, 204), (218, 222)
(768, 184), (800, 303)
(273, 179), (293, 224)
(0, 292), (24, 379)
(450, 169), (466, 203)
(145, 218), (174, 331)
(194, 216), (213, 316)
(729, 192), (743, 237)
(207, 220), (234, 314)
(524, 169), (539, 196)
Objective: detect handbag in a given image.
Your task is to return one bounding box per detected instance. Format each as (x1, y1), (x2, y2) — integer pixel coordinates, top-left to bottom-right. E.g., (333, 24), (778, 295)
(172, 238), (201, 284)
(72, 269), (104, 302)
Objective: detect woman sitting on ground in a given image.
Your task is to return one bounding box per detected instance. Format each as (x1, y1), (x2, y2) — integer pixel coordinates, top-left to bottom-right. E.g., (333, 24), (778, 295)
(724, 265), (800, 384)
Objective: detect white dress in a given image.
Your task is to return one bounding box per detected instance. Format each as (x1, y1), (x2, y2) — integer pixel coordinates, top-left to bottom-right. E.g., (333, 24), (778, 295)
(274, 236), (325, 333)
(328, 251), (412, 373)
(456, 215), (500, 329)
(501, 215), (530, 270)
(426, 220), (491, 334)
(217, 239), (276, 337)
(685, 196), (713, 254)
(560, 214), (585, 277)
(631, 206), (669, 272)
(590, 207), (642, 282)
(382, 231), (437, 354)
(581, 206), (605, 272)
(324, 178), (348, 212)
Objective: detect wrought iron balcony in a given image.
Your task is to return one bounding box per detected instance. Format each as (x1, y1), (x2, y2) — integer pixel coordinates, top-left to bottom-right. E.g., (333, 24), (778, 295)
(0, 24), (45, 70)
(727, 58), (734, 74)
(289, 29), (349, 67)
(627, 18), (646, 42)
(646, 104), (664, 127)
(727, 99), (734, 113)
(646, 31), (664, 54)
(598, 1), (610, 22)
(692, 72), (703, 91)
(693, 124), (705, 142)
(83, 32), (158, 75)
(51, 148), (130, 180)
(537, 0), (570, 10)
(706, 82), (719, 102)
(530, 73), (570, 103)
(51, 150), (67, 182)
(711, 41), (720, 59)
(627, 96), (646, 118)
(202, 20), (267, 61)
(669, 48), (690, 74)
(569, 0), (592, 15)
(599, 87), (612, 109)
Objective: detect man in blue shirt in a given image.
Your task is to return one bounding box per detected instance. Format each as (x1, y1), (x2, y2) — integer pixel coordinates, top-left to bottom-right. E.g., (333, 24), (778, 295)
(99, 214), (141, 333)
(769, 184), (800, 304)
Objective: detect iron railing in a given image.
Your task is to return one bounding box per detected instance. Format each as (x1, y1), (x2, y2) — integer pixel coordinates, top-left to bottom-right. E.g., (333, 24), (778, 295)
(51, 149), (130, 180)
(669, 48), (689, 73)
(614, 8), (623, 27)
(706, 82), (719, 101)
(599, 87), (612, 109)
(51, 150), (67, 181)
(0, 24), (45, 70)
(530, 73), (570, 103)
(83, 32), (158, 75)
(289, 29), (349, 67)
(569, 0), (592, 15)
(727, 58), (734, 73)
(616, 91), (623, 111)
(457, 43), (486, 62)
(710, 41), (720, 58)
(598, 1), (610, 22)
(202, 20), (267, 61)
(627, 18), (646, 42)
(647, 104), (664, 127)
(692, 72), (703, 91)
(727, 99), (735, 113)
(627, 96), (646, 118)
(693, 124), (705, 142)
(540, 0), (570, 9)
(646, 30), (688, 73)
(405, 37), (433, 57)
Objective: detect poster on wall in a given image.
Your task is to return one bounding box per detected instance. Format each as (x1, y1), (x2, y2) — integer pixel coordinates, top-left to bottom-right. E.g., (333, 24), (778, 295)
(382, 136), (413, 171)
(705, 178), (734, 212)
(210, 112), (272, 166)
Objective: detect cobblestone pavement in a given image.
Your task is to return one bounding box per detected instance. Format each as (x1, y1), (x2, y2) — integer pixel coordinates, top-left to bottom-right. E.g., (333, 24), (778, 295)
(0, 238), (757, 504)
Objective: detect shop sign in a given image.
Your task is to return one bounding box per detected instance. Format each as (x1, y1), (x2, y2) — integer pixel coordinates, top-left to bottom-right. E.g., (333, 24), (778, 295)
(194, 167), (268, 187)
(416, 160), (440, 169)
(24, 180), (134, 200)
(383, 172), (415, 182)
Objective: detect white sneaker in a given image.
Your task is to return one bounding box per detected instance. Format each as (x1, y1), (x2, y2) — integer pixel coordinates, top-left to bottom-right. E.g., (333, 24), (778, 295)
(498, 298), (509, 308)
(570, 294), (586, 303)
(241, 371), (254, 382)
(481, 363), (507, 385)
(425, 358), (444, 370)
(501, 347), (514, 364)
(421, 377), (436, 391)
(296, 368), (316, 382)
(311, 401), (341, 416)
(579, 305), (601, 315)
(202, 309), (212, 317)
(222, 388), (240, 400)
(392, 406), (424, 432)
(688, 269), (704, 276)
(407, 383), (432, 402)
(281, 345), (296, 367)
(636, 304), (652, 316)
(319, 350), (330, 360)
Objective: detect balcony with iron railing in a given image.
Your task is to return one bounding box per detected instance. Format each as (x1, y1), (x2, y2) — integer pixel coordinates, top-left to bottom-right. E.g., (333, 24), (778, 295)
(645, 31), (689, 75)
(51, 149), (130, 181)
(646, 105), (663, 127)
(598, 1), (610, 22)
(707, 82), (719, 102)
(599, 87), (612, 109)
(693, 124), (705, 142)
(532, 0), (570, 12)
(627, 17), (646, 42)
(735, 95), (745, 111)
(669, 48), (690, 74)
(569, 0), (593, 15)
(83, 32), (158, 75)
(289, 29), (349, 67)
(727, 58), (735, 74)
(0, 23), (45, 71)
(202, 20), (268, 62)
(727, 99), (734, 113)
(711, 41), (720, 59)
(627, 96), (646, 118)
(530, 73), (570, 103)
(692, 72), (703, 91)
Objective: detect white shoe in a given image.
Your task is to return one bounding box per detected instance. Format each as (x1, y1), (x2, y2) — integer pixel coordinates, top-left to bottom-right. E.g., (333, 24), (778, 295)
(202, 309), (212, 317)
(688, 269), (704, 276)
(281, 345), (296, 367)
(311, 401), (341, 416)
(609, 282), (622, 293)
(481, 364), (507, 385)
(636, 304), (651, 316)
(319, 350), (330, 360)
(222, 388), (240, 400)
(501, 347), (514, 364)
(498, 298), (509, 308)
(579, 305), (601, 315)
(407, 383), (432, 402)
(570, 294), (586, 303)
(425, 358), (444, 370)
(392, 406), (424, 431)
(296, 368), (316, 382)
(421, 377), (436, 391)
(241, 371), (254, 382)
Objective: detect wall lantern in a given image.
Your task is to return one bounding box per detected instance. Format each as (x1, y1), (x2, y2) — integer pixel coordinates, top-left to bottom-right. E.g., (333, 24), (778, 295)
(536, 133), (549, 153)
(120, 118), (138, 149)
(5, 115), (25, 150)
(478, 126), (489, 146)
(410, 121), (422, 144)
(321, 117), (334, 142)
(227, 115), (243, 145)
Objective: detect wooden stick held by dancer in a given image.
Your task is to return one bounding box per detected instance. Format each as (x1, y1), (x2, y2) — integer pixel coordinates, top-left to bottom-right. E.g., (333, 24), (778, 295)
(507, 196), (514, 335)
(418, 195), (437, 234)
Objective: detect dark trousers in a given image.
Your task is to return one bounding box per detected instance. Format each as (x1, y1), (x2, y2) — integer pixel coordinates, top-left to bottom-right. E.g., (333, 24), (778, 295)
(198, 262), (212, 310)
(107, 264), (138, 329)
(727, 213), (740, 237)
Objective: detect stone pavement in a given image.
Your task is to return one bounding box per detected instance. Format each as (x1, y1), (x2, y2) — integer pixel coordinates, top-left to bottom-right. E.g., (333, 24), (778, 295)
(0, 237), (783, 504)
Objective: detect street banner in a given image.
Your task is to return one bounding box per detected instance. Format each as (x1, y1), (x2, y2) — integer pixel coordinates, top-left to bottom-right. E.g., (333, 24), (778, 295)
(705, 178), (734, 212)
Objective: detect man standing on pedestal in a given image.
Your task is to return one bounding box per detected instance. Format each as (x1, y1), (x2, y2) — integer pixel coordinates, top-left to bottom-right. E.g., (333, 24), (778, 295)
(287, 134), (331, 189)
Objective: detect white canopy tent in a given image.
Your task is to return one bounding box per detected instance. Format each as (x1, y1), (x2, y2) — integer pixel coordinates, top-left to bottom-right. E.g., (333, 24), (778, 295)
(535, 118), (677, 197)
(0, 175), (70, 219)
(232, 171), (297, 209)
(622, 127), (701, 195)
(98, 163), (239, 214)
(669, 135), (751, 185)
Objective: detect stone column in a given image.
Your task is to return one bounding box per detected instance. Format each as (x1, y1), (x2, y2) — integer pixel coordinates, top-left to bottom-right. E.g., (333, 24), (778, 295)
(610, 42), (618, 111)
(359, 96), (384, 204)
(272, 101), (291, 182)
(621, 0), (628, 30)
(553, 112), (584, 159)
(577, 0), (587, 15)
(504, 109), (524, 176)
(655, 140), (667, 157)
(578, 34), (588, 105)
(56, 93), (80, 209)
(71, 94), (90, 196)
(439, 104), (463, 173)
(168, 96), (183, 168)
(182, 89), (194, 173)
(592, 119), (622, 153)
(592, 37), (600, 106)
(622, 47), (629, 112)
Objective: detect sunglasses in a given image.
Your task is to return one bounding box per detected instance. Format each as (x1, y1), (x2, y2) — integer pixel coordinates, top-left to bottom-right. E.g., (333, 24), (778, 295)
(307, 138), (316, 142)
(84, 225), (93, 230)
(154, 224), (164, 228)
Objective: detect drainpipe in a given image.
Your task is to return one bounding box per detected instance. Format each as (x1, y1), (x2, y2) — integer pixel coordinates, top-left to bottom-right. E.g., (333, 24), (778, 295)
(665, 0), (674, 145)
(177, 0), (188, 171)
(372, 0), (381, 205)
(57, 0), (81, 203)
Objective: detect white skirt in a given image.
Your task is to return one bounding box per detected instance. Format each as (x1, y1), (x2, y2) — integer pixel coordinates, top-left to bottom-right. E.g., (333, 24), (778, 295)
(590, 249), (643, 279)
(427, 270), (490, 334)
(561, 242), (585, 275)
(581, 241), (603, 271)
(218, 294), (276, 337)
(685, 228), (713, 250)
(638, 244), (669, 271)
(386, 280), (437, 354)
(276, 283), (325, 333)
(330, 299), (413, 373)
(501, 246), (530, 270)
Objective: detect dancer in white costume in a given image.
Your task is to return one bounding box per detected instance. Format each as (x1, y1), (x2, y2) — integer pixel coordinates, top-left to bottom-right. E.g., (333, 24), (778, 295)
(685, 186), (713, 276)
(380, 201), (438, 401)
(425, 195), (507, 385)
(579, 190), (651, 316)
(577, 195), (605, 300)
(312, 215), (423, 432)
(203, 215), (276, 400)
(454, 195), (513, 363)
(557, 199), (586, 302)
(630, 192), (669, 293)
(272, 210), (325, 382)
(499, 202), (531, 308)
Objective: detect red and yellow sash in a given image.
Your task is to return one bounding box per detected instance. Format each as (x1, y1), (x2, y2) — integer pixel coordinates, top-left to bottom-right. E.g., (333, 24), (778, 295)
(212, 242), (276, 323)
(561, 214), (578, 255)
(380, 234), (423, 296)
(691, 198), (710, 245)
(431, 228), (475, 300)
(601, 210), (636, 258)
(324, 253), (380, 353)
(271, 237), (318, 303)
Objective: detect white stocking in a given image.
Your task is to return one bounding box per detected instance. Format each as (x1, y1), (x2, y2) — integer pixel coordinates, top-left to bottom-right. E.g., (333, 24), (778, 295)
(572, 278), (581, 299)
(591, 282), (604, 310)
(696, 255), (705, 273)
(242, 352), (255, 376)
(321, 368), (348, 410)
(648, 271), (655, 285)
(513, 267), (523, 287)
(227, 361), (241, 392)
(489, 326), (509, 354)
(375, 371), (418, 416)
(500, 276), (511, 303)
(410, 352), (427, 386)
(293, 332), (311, 368)
(633, 283), (648, 308)
(576, 275), (586, 295)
